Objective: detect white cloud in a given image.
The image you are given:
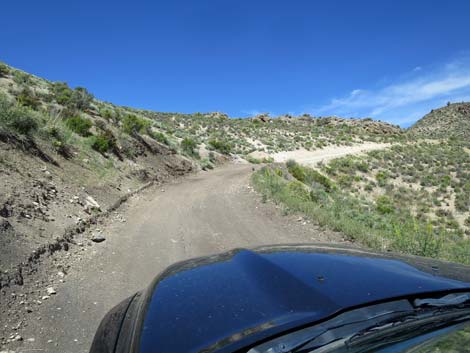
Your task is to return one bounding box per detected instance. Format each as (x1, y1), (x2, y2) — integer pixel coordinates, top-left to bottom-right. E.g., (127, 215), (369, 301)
(311, 55), (470, 126)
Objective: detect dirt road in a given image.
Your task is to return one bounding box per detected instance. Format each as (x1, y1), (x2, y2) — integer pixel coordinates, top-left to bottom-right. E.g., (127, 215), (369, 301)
(3, 143), (388, 353)
(6, 164), (343, 353)
(272, 142), (390, 166)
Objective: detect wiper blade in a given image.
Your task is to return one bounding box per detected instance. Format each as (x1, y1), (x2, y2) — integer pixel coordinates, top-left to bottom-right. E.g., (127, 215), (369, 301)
(346, 309), (470, 349)
(414, 293), (470, 307)
(249, 294), (470, 353)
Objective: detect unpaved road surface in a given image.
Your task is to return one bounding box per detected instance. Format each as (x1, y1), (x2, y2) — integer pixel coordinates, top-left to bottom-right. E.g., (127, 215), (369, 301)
(3, 143), (389, 353)
(272, 142), (390, 166)
(5, 165), (345, 353)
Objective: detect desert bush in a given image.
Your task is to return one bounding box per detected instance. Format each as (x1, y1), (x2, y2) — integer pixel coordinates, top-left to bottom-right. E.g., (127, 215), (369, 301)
(245, 155), (261, 164)
(13, 71), (30, 85)
(455, 191), (469, 212)
(70, 87), (93, 110)
(0, 62), (9, 77)
(376, 171), (389, 187)
(200, 158), (214, 170)
(17, 88), (41, 110)
(91, 134), (112, 153)
(208, 139), (232, 155)
(52, 82), (73, 105)
(286, 181), (310, 202)
(287, 160), (306, 182)
(122, 114), (150, 135)
(65, 115), (92, 136)
(252, 164), (468, 264)
(150, 131), (169, 145)
(355, 161), (369, 173)
(100, 108), (115, 121)
(0, 94), (39, 135)
(181, 137), (199, 158)
(376, 195), (394, 214)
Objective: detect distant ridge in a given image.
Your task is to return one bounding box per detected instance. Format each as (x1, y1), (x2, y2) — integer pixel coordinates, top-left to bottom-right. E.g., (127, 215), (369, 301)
(409, 102), (470, 139)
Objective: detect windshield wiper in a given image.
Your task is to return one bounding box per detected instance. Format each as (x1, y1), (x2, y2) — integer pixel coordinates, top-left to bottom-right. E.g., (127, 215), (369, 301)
(249, 293), (470, 353)
(414, 293), (470, 307)
(345, 308), (470, 351)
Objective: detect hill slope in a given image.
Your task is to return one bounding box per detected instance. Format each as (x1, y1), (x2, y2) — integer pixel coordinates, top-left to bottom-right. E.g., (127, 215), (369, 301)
(409, 102), (470, 139)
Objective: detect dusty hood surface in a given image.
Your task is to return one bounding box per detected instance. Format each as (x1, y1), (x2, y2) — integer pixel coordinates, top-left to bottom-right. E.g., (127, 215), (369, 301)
(138, 244), (470, 353)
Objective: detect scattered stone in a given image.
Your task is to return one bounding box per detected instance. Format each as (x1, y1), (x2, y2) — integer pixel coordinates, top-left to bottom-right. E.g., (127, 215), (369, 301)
(84, 196), (101, 213)
(46, 287), (56, 295)
(13, 335), (22, 341)
(91, 234), (106, 243)
(25, 307), (33, 313)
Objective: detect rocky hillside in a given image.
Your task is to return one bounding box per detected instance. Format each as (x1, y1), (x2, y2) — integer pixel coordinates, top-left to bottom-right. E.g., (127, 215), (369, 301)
(409, 102), (470, 139)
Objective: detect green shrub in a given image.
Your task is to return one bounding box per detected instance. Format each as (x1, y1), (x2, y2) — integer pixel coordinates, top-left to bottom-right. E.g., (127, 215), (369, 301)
(51, 83), (93, 110)
(208, 139), (232, 154)
(91, 134), (112, 153)
(287, 161), (306, 183)
(455, 192), (469, 212)
(181, 137), (199, 158)
(65, 115), (92, 136)
(100, 108), (115, 121)
(0, 62), (9, 77)
(355, 161), (369, 173)
(304, 169), (335, 192)
(200, 158), (214, 170)
(376, 171), (389, 187)
(52, 82), (73, 105)
(246, 155), (273, 164)
(0, 95), (39, 135)
(122, 114), (150, 135)
(376, 195), (394, 214)
(310, 187), (328, 203)
(150, 131), (169, 145)
(70, 87), (93, 110)
(17, 88), (41, 110)
(246, 155), (261, 164)
(286, 181), (310, 202)
(13, 71), (30, 85)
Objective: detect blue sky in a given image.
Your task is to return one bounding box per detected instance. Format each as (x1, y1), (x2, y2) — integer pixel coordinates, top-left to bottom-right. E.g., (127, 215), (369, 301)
(2, 0), (470, 126)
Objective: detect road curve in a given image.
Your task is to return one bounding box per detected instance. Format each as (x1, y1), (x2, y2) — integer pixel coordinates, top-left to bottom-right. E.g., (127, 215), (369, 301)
(13, 163), (349, 353)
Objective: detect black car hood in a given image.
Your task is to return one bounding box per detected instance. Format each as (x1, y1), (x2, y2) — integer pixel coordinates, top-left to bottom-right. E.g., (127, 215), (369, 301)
(137, 244), (470, 353)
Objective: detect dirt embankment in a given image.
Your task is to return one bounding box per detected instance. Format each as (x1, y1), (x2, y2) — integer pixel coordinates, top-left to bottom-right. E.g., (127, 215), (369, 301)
(0, 136), (194, 291)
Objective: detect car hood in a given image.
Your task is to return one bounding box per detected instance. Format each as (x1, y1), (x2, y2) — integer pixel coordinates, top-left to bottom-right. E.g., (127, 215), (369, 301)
(138, 244), (470, 353)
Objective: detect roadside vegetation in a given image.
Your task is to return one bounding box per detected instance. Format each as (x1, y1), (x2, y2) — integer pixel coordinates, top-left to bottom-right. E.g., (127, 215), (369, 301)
(0, 61), (405, 173)
(2, 60), (468, 267)
(252, 143), (470, 265)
